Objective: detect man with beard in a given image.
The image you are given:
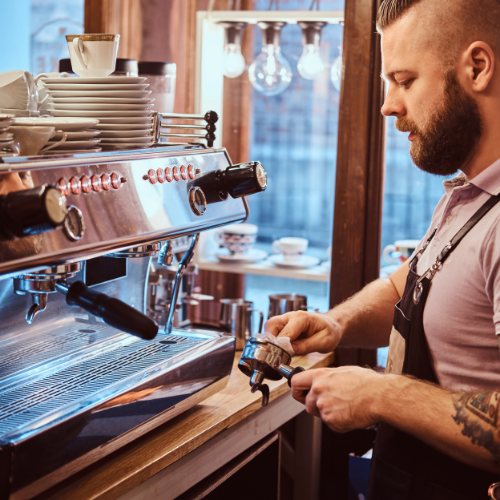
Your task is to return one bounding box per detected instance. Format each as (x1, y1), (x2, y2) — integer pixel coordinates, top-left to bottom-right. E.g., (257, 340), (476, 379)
(265, 0), (500, 498)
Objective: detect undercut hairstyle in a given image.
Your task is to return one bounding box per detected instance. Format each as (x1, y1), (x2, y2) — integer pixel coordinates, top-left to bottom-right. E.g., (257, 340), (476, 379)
(377, 0), (500, 62)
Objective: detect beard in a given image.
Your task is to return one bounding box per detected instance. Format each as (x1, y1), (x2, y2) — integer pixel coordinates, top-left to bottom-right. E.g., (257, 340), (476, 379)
(395, 70), (483, 176)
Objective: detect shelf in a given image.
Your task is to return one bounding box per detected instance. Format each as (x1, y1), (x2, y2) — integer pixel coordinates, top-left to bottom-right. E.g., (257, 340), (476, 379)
(198, 257), (330, 282)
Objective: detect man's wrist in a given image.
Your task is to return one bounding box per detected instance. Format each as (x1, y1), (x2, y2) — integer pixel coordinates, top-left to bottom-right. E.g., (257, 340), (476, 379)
(370, 373), (408, 423)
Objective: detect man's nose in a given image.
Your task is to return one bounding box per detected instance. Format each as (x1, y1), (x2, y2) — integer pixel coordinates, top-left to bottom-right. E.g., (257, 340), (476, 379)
(381, 86), (405, 117)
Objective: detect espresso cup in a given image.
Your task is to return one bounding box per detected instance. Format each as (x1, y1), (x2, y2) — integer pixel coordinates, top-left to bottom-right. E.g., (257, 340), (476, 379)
(383, 239), (421, 264)
(66, 34), (120, 78)
(272, 237), (308, 263)
(217, 223), (258, 255)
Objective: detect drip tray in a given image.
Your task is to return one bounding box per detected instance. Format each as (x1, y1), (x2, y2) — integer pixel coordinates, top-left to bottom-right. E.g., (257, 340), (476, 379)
(0, 325), (218, 444)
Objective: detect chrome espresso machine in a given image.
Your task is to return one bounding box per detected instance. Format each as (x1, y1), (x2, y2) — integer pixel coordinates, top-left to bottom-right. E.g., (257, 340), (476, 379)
(0, 137), (266, 498)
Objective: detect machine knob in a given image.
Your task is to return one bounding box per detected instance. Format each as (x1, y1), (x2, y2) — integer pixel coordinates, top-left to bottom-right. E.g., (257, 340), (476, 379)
(0, 184), (68, 238)
(189, 187), (207, 216)
(221, 161), (267, 199)
(193, 162), (267, 204)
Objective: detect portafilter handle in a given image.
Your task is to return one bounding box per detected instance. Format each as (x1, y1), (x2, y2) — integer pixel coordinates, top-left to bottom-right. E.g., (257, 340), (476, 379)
(56, 280), (159, 340)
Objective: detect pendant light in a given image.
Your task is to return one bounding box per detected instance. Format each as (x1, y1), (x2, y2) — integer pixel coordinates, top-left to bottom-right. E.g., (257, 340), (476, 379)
(248, 21), (292, 97)
(297, 21), (326, 80)
(330, 45), (343, 91)
(220, 22), (247, 79)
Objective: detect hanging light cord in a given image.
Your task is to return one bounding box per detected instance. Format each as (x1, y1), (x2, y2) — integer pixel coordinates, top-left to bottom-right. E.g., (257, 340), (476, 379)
(269, 0), (280, 10)
(309, 0), (321, 10)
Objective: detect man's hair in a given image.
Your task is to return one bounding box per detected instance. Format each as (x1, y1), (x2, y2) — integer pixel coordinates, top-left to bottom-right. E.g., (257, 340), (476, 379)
(376, 0), (500, 60)
(377, 0), (422, 29)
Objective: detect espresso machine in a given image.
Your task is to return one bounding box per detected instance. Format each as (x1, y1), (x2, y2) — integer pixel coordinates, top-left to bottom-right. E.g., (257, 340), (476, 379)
(0, 142), (266, 498)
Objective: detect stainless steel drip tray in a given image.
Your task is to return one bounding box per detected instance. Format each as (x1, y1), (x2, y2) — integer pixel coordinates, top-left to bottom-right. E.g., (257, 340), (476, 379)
(0, 325), (229, 445)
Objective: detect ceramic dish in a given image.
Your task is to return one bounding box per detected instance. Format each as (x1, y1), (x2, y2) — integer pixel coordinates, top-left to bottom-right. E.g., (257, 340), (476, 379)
(50, 103), (154, 111)
(39, 77), (147, 85)
(215, 249), (268, 264)
(44, 83), (149, 91)
(100, 142), (153, 149)
(49, 90), (152, 99)
(99, 136), (153, 144)
(51, 110), (153, 117)
(94, 117), (154, 124)
(52, 129), (101, 140)
(98, 129), (152, 138)
(0, 70), (31, 109)
(267, 254), (320, 269)
(46, 138), (101, 149)
(51, 97), (155, 105)
(94, 122), (153, 130)
(13, 117), (99, 131)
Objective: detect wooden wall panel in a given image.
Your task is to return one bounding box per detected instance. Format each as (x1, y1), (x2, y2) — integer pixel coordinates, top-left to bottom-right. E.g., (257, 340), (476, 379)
(330, 0), (385, 367)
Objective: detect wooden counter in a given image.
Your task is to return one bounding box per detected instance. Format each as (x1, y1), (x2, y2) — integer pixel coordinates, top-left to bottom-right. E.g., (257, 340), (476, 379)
(45, 351), (333, 500)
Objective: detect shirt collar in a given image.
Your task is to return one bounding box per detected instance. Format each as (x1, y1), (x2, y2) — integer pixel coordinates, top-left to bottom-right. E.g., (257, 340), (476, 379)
(442, 158), (500, 196)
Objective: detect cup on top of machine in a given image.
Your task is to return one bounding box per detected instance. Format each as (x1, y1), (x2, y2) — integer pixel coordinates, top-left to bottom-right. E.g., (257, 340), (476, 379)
(217, 223), (258, 255)
(66, 34), (120, 78)
(272, 237), (308, 263)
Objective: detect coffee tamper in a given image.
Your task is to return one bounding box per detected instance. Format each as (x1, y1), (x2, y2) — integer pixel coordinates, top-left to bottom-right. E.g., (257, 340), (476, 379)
(238, 337), (305, 406)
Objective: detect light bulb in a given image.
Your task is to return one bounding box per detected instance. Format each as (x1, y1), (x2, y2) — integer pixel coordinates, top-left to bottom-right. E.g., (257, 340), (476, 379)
(219, 21), (247, 79)
(297, 44), (324, 80)
(223, 43), (246, 78)
(331, 47), (343, 92)
(297, 21), (326, 81)
(249, 44), (292, 96)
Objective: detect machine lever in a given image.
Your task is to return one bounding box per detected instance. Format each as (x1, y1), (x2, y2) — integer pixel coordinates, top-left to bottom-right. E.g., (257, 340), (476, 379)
(56, 280), (159, 340)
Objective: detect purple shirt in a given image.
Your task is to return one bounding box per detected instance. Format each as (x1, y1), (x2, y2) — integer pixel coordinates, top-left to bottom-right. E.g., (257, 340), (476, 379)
(413, 159), (500, 392)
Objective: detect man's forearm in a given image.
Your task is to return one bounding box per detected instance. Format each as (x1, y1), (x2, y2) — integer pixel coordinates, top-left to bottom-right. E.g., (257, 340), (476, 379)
(326, 278), (399, 349)
(375, 375), (500, 473)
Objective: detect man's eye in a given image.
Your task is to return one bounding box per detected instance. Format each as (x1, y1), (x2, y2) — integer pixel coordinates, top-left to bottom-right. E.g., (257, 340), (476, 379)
(399, 79), (414, 89)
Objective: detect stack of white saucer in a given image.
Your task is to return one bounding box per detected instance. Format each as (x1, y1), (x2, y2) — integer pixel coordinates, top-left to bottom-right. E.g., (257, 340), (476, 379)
(40, 77), (155, 150)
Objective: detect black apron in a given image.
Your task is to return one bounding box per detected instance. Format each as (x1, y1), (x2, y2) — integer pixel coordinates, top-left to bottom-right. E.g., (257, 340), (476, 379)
(368, 195), (500, 500)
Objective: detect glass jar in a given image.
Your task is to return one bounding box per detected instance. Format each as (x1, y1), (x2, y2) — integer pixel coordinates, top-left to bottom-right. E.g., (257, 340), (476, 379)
(138, 61), (176, 113)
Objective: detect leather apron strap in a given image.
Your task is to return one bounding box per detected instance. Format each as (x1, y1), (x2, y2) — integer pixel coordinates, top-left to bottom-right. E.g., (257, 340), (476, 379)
(369, 194), (500, 500)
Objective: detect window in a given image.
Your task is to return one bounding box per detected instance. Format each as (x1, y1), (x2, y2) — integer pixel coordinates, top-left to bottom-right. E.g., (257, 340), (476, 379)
(0, 0), (83, 75)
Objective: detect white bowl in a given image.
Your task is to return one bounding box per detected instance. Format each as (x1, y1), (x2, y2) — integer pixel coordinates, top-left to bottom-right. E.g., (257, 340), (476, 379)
(0, 71), (32, 110)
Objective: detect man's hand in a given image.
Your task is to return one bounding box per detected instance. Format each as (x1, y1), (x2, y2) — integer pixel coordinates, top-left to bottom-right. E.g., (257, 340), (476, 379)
(264, 311), (341, 355)
(291, 366), (383, 432)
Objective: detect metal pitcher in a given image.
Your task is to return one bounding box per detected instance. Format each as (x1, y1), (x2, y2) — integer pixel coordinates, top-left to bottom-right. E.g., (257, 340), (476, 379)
(219, 299), (264, 350)
(268, 293), (319, 319)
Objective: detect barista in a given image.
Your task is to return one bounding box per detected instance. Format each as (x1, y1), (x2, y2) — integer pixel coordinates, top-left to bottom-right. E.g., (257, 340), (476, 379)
(267, 0), (500, 498)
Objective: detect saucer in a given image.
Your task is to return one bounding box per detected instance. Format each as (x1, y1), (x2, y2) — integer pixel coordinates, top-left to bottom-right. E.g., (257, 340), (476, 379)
(268, 254), (320, 269)
(39, 76), (147, 85)
(215, 249), (268, 264)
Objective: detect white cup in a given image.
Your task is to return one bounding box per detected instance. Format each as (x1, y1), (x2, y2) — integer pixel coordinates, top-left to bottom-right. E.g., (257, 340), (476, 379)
(272, 237), (308, 263)
(217, 223), (258, 255)
(66, 34), (120, 78)
(383, 239), (421, 264)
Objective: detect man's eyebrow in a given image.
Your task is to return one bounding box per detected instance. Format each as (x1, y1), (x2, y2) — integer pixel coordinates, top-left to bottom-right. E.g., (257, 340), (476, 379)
(381, 69), (413, 80)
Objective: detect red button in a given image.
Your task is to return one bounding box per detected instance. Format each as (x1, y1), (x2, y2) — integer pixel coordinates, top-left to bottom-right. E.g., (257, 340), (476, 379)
(69, 177), (81, 195)
(80, 175), (91, 194)
(58, 178), (69, 196)
(148, 168), (157, 184)
(180, 165), (188, 180)
(173, 166), (181, 181)
(91, 174), (102, 192)
(157, 168), (166, 184)
(188, 164), (196, 179)
(165, 167), (173, 182)
(111, 172), (122, 189)
(101, 173), (111, 191)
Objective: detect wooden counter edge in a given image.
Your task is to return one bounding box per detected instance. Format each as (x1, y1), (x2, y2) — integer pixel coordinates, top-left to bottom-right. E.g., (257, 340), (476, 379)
(43, 352), (334, 500)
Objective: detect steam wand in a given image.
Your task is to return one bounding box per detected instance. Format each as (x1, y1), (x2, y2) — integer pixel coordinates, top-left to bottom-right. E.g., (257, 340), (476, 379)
(164, 233), (200, 334)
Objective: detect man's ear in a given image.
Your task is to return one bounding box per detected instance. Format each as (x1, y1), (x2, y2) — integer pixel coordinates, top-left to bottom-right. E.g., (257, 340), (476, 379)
(464, 41), (495, 93)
